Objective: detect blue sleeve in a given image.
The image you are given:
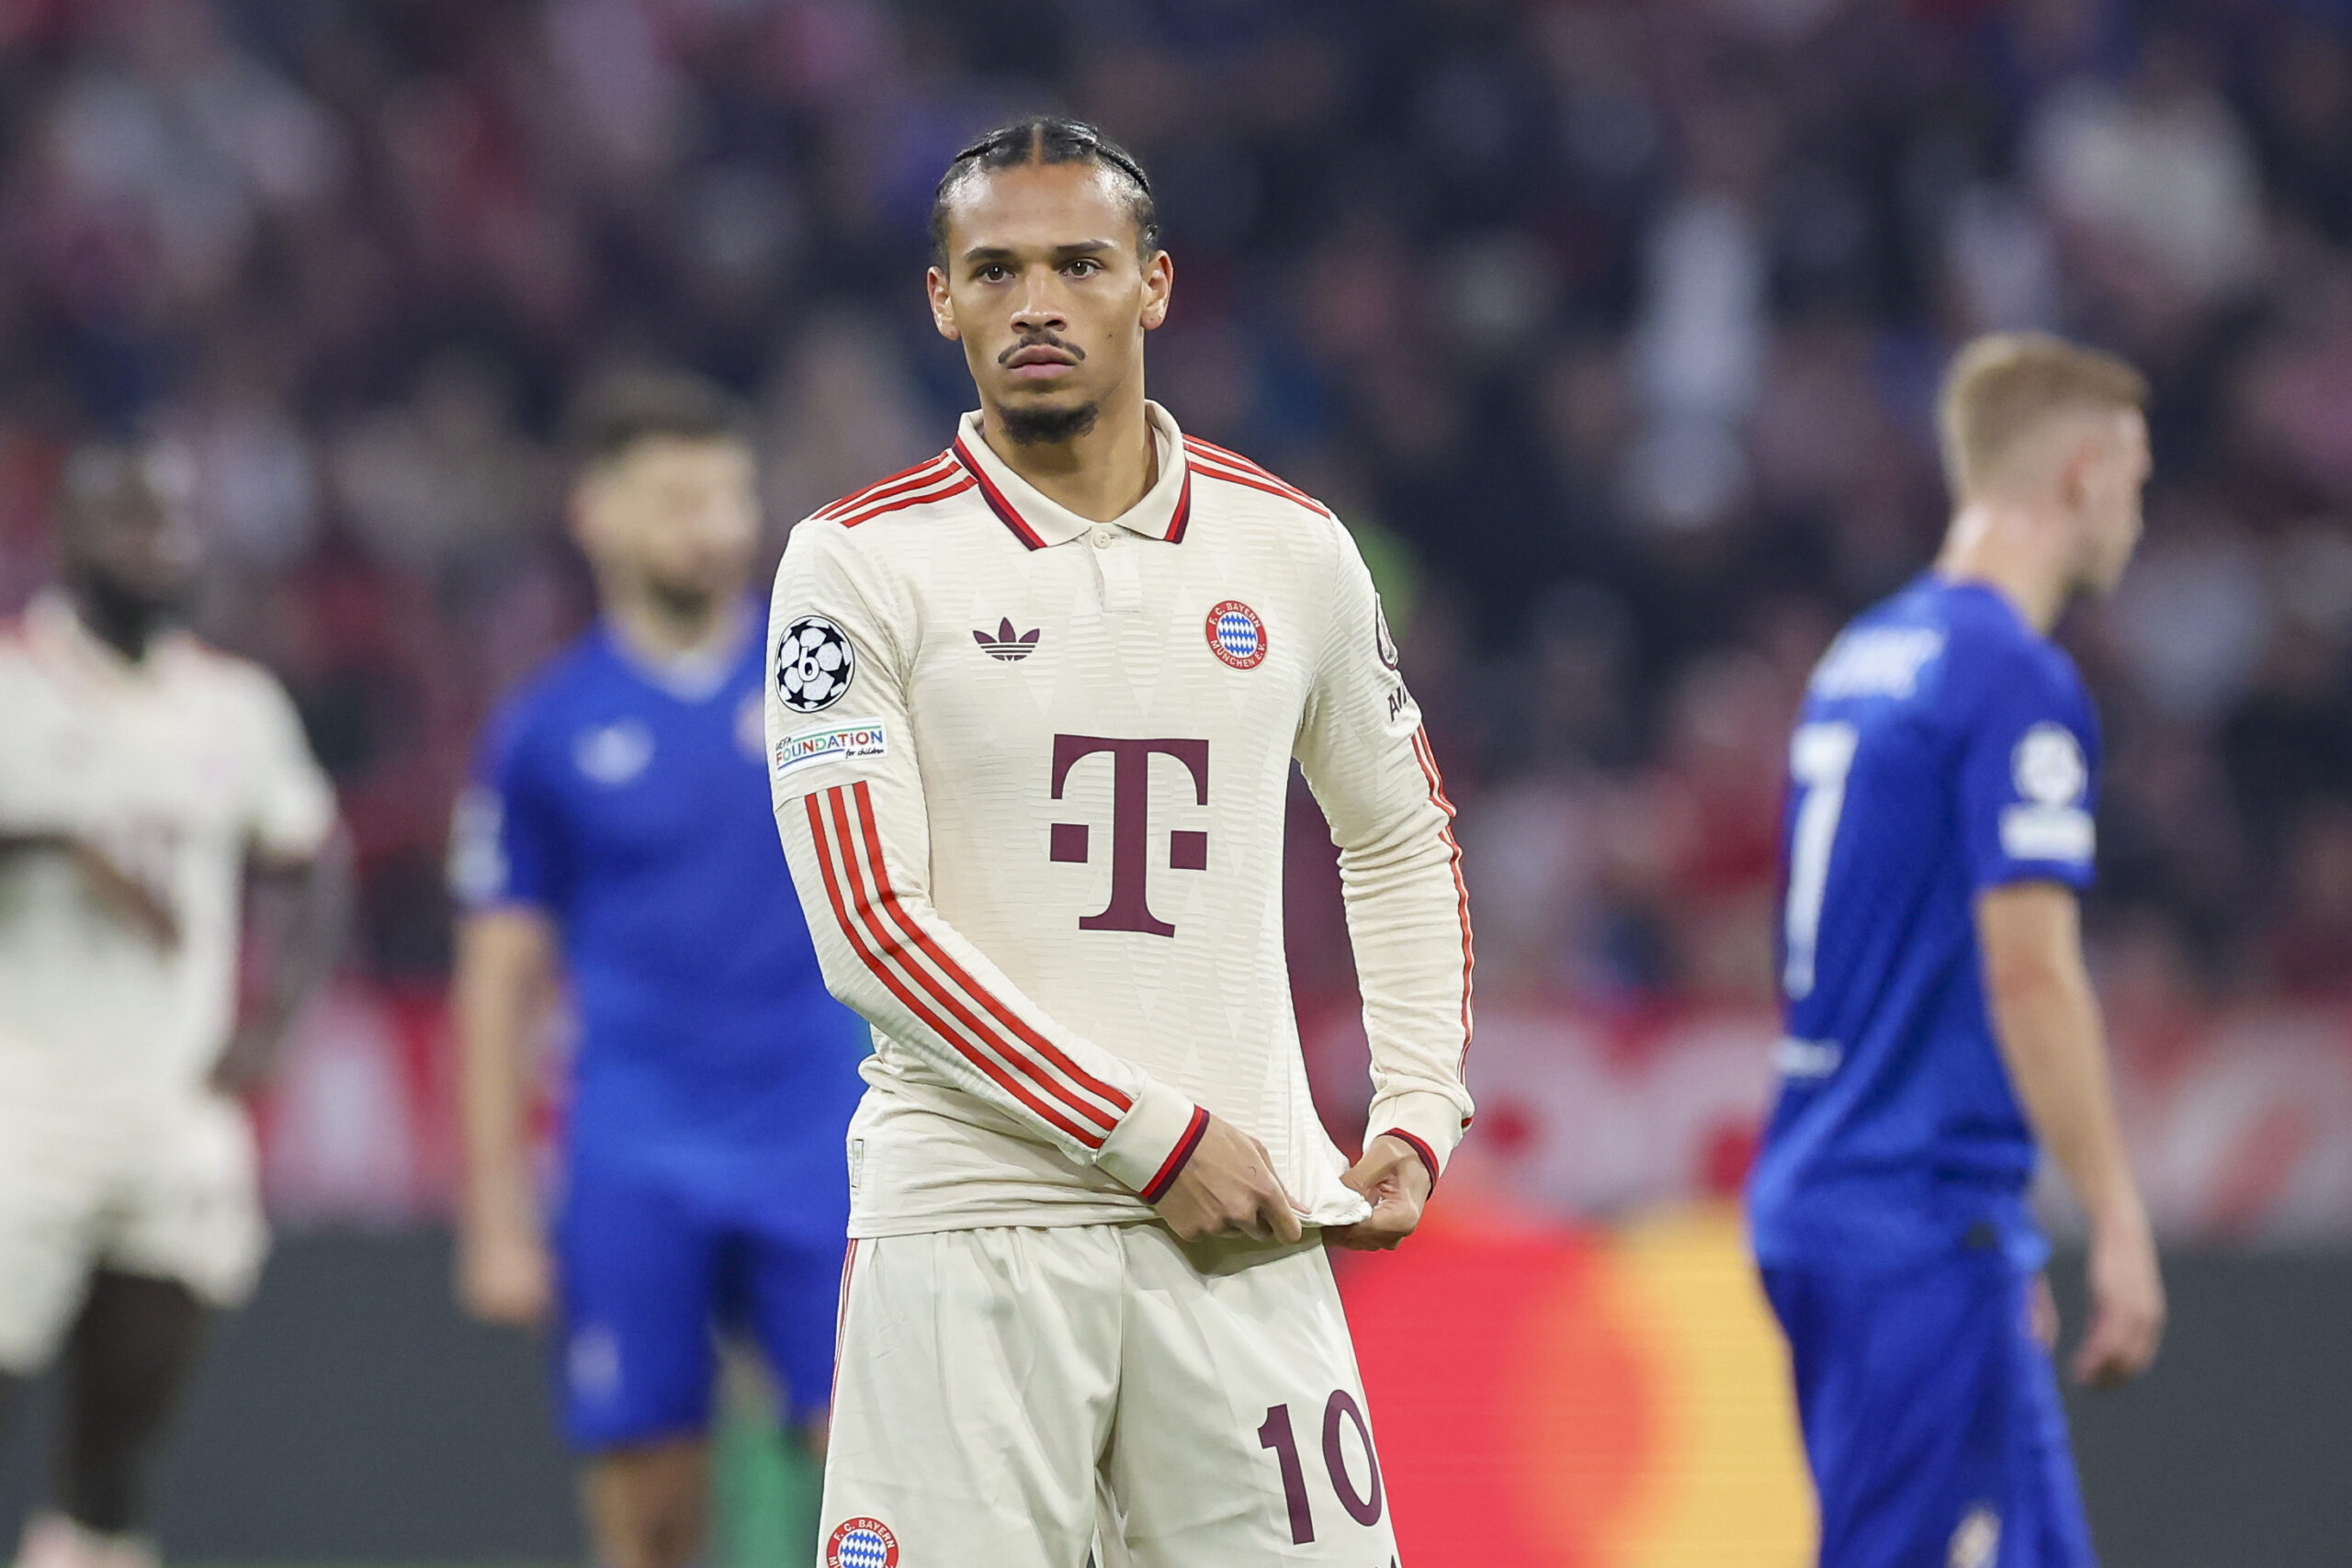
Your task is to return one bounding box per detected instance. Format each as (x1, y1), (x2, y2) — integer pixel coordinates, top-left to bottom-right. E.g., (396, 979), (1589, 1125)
(447, 695), (570, 915)
(1955, 642), (2100, 894)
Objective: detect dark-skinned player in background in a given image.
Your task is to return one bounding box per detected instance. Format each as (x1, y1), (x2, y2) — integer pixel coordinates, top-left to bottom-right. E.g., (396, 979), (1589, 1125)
(0, 439), (351, 1568)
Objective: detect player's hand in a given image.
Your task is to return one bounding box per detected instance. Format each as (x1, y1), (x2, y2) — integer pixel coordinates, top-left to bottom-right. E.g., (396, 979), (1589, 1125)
(68, 841), (179, 949)
(2074, 1218), (2165, 1389)
(458, 1211), (553, 1327)
(2029, 1272), (2060, 1351)
(1326, 1134), (1433, 1252)
(1153, 1115), (1306, 1245)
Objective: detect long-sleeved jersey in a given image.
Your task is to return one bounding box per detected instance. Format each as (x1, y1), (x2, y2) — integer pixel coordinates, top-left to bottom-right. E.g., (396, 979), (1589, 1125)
(765, 403), (1474, 1237)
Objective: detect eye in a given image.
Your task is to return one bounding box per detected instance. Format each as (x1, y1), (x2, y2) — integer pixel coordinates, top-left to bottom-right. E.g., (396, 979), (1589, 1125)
(975, 264), (1010, 283)
(1065, 257), (1102, 277)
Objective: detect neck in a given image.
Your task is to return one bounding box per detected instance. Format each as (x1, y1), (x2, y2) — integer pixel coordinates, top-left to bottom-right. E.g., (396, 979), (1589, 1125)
(978, 384), (1157, 523)
(1935, 499), (2075, 635)
(67, 577), (167, 663)
(604, 583), (742, 664)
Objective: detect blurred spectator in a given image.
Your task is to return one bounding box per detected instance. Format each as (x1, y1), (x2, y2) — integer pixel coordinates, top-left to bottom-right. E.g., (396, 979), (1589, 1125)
(0, 0), (2345, 1016)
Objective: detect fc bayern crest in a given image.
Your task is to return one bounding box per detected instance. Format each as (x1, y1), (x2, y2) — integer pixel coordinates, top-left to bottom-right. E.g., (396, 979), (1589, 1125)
(825, 1517), (899, 1568)
(1206, 600), (1268, 669)
(776, 615), (855, 713)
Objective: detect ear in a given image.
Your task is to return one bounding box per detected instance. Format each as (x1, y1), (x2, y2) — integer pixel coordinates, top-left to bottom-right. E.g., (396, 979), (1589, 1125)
(2054, 434), (2098, 514)
(565, 475), (602, 555)
(1139, 250), (1173, 333)
(926, 266), (960, 342)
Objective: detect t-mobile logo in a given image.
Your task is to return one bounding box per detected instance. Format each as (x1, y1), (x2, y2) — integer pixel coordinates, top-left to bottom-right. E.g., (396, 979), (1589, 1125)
(1048, 735), (1210, 937)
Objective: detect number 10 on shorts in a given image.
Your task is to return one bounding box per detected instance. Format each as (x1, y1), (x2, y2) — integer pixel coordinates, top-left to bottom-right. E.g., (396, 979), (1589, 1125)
(1258, 1392), (1385, 1543)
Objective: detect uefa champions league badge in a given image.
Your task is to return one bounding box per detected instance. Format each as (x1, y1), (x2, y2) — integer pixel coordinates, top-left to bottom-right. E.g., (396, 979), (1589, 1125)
(776, 615), (856, 713)
(1206, 600), (1267, 669)
(825, 1517), (899, 1568)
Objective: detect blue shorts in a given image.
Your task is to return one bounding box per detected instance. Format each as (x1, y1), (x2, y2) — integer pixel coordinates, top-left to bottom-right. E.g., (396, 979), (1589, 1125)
(552, 1158), (846, 1452)
(1761, 1243), (2095, 1568)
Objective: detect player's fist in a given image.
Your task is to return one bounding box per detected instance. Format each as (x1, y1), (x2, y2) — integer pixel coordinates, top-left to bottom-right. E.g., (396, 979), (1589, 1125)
(458, 1212), (553, 1327)
(1152, 1115), (1306, 1246)
(2074, 1219), (2165, 1389)
(1327, 1134), (1433, 1252)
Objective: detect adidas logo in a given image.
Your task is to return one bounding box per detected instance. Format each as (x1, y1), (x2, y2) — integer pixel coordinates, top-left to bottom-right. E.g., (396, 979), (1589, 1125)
(973, 617), (1041, 661)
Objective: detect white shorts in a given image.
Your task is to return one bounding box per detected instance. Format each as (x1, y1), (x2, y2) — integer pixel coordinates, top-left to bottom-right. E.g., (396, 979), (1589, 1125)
(820, 1223), (1401, 1568)
(0, 1092), (266, 1374)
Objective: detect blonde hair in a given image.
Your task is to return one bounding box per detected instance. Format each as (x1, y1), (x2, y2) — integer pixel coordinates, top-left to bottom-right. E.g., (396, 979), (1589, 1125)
(1936, 333), (2147, 499)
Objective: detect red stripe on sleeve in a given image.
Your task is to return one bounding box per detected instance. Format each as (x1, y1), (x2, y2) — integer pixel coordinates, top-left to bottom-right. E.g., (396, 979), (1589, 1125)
(1139, 1106), (1212, 1203)
(826, 787), (1122, 1134)
(804, 790), (1107, 1147)
(1410, 728), (1475, 1069)
(1375, 1128), (1442, 1190)
(847, 781), (1135, 1119)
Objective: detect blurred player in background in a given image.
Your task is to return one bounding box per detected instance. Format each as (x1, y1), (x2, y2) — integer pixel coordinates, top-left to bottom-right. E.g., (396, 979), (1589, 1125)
(1748, 333), (2166, 1568)
(0, 440), (350, 1568)
(450, 372), (870, 1568)
(765, 118), (1473, 1566)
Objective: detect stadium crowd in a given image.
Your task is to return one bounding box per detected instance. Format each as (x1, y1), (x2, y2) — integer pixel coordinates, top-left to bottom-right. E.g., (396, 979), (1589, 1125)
(3, 0), (2350, 1016)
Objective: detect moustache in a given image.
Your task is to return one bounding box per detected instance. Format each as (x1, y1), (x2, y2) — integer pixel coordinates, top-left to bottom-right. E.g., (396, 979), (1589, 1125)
(1000, 333), (1086, 364)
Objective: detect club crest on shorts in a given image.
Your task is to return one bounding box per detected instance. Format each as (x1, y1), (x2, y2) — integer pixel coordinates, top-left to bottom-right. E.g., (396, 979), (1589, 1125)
(1206, 600), (1267, 669)
(1948, 1505), (2000, 1568)
(776, 615), (855, 712)
(826, 1517), (899, 1568)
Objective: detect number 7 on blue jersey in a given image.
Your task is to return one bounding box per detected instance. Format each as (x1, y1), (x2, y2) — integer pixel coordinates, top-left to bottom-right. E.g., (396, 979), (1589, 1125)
(1783, 721), (1859, 1001)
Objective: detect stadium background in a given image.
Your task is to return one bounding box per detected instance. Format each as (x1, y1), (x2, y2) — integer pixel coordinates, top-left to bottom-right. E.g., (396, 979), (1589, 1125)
(1, 0), (2349, 1562)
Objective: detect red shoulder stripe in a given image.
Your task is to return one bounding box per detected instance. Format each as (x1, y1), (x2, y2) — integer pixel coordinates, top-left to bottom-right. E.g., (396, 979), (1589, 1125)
(837, 474), (974, 529)
(817, 453), (956, 520)
(1182, 437), (1330, 514)
(1186, 457), (1334, 519)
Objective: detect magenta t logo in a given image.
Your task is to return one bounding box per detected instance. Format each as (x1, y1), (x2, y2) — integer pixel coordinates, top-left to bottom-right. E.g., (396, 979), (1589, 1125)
(1049, 735), (1210, 937)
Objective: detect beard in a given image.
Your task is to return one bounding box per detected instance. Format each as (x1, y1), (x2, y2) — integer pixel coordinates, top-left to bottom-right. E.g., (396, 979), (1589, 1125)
(644, 575), (721, 623)
(999, 400), (1101, 446)
(72, 566), (185, 660)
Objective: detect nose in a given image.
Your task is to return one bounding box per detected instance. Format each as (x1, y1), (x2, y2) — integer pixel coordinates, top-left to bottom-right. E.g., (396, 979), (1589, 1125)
(1010, 273), (1068, 333)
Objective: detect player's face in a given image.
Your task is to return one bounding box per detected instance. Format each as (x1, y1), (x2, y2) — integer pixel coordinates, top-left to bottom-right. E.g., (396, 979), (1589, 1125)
(2075, 409), (2150, 593)
(927, 163), (1172, 440)
(575, 436), (759, 609)
(59, 446), (200, 612)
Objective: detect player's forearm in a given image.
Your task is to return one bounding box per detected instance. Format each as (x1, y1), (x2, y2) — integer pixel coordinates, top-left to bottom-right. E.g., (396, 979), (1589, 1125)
(1986, 955), (2144, 1235)
(777, 786), (1201, 1191)
(452, 925), (554, 1222)
(243, 829), (356, 1046)
(1335, 815), (1476, 1173)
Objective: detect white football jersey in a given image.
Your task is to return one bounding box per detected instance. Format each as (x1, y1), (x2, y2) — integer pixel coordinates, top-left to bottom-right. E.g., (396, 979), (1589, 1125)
(766, 404), (1474, 1237)
(0, 592), (336, 1103)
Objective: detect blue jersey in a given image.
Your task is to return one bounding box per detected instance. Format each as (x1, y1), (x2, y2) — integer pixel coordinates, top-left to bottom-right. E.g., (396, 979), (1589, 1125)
(1747, 576), (2100, 1271)
(453, 614), (869, 1203)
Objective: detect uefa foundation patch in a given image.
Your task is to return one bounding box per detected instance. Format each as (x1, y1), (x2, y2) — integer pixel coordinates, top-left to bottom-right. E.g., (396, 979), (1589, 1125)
(826, 1517), (899, 1568)
(772, 719), (888, 779)
(1206, 600), (1267, 669)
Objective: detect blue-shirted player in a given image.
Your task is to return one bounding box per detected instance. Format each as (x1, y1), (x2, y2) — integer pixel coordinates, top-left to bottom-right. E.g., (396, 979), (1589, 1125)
(448, 372), (868, 1568)
(1748, 333), (2167, 1568)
